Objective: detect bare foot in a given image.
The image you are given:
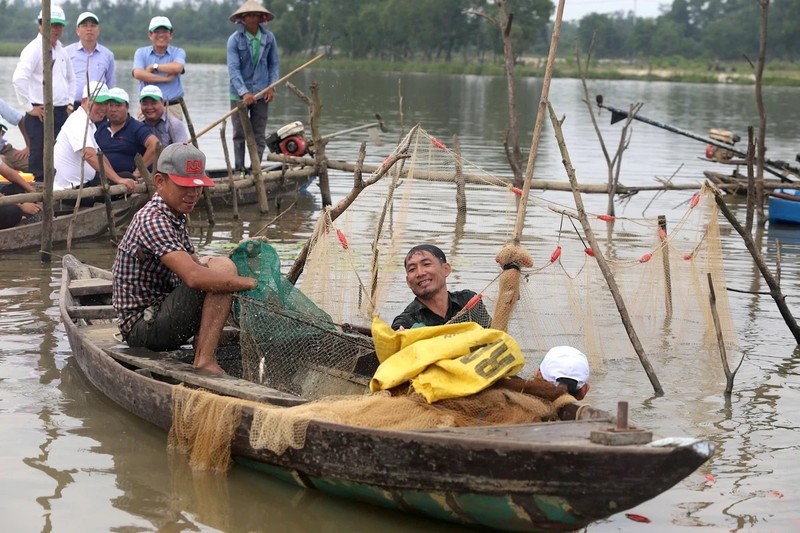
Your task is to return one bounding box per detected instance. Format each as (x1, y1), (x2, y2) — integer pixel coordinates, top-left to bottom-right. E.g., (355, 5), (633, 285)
(194, 361), (227, 376)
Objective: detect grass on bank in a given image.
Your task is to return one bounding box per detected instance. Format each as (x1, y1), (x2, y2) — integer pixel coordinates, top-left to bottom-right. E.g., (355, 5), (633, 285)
(3, 42), (800, 86)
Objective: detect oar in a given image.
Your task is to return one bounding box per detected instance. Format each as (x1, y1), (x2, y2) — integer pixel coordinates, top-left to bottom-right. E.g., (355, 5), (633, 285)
(321, 114), (387, 141)
(596, 95), (799, 181)
(191, 54), (324, 142)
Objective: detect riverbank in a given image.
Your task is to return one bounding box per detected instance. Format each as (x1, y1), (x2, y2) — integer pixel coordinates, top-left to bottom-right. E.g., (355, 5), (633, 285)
(2, 42), (800, 87)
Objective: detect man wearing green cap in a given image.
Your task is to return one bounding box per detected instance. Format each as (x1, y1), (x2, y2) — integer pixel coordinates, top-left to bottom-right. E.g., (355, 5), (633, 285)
(132, 16), (187, 120)
(12, 6), (75, 183)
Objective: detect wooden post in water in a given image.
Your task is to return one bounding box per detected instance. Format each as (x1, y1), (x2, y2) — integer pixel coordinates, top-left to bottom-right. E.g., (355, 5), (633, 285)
(548, 101), (664, 396)
(658, 215), (672, 317)
(179, 97), (215, 225)
(237, 102), (268, 213)
(40, 1), (55, 262)
(220, 120), (239, 219)
(310, 83), (332, 207)
(96, 151), (118, 242)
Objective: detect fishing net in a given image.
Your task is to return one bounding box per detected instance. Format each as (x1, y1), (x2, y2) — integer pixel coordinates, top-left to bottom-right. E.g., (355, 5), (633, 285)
(230, 239), (375, 398)
(170, 125), (739, 469)
(293, 126), (738, 375)
(169, 382), (577, 467)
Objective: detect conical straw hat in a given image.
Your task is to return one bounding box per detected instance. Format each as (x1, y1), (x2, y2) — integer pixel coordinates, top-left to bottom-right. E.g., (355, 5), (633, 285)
(230, 0), (275, 22)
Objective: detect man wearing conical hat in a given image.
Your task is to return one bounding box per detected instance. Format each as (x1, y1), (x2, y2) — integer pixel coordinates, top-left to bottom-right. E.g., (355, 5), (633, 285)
(226, 0), (279, 173)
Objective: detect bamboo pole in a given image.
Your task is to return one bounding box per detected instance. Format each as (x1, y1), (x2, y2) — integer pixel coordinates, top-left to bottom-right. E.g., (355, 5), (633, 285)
(220, 120), (239, 219)
(191, 54), (323, 141)
(266, 154), (795, 193)
(236, 102), (268, 213)
(658, 215), (672, 317)
(707, 273), (741, 395)
(286, 132), (413, 285)
(40, 1), (54, 262)
(713, 189), (800, 343)
(96, 152), (118, 241)
(511, 0), (565, 245)
(310, 83), (332, 207)
(179, 97), (215, 225)
(548, 101), (664, 395)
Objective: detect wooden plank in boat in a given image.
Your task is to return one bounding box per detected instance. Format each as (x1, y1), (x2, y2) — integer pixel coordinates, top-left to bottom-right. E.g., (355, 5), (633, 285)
(68, 304), (116, 319)
(104, 344), (306, 406)
(68, 278), (113, 296)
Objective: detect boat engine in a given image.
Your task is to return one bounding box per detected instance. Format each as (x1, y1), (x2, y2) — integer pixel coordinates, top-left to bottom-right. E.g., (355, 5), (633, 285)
(266, 121), (311, 157)
(705, 128), (740, 161)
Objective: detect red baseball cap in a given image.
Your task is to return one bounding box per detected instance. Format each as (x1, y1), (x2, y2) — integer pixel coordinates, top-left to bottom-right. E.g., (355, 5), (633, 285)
(157, 143), (215, 187)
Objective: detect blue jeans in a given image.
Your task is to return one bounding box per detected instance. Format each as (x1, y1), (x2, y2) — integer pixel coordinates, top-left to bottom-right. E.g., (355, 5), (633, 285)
(230, 99), (270, 171)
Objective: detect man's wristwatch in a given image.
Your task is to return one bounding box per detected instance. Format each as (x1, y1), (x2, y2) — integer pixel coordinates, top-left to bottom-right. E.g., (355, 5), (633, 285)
(152, 63), (159, 72)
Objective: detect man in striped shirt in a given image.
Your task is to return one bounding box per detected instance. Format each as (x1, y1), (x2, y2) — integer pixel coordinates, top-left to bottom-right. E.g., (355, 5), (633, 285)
(112, 144), (257, 374)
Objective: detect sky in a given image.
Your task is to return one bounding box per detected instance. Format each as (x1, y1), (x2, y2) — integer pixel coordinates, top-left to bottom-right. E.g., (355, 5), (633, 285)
(561, 0), (667, 21)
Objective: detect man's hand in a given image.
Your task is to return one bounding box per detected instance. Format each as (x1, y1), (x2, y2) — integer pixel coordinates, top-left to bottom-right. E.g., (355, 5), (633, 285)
(15, 147), (29, 161)
(242, 92), (256, 106)
(19, 202), (41, 216)
(27, 106), (45, 121)
(264, 88), (275, 103)
(118, 177), (137, 193)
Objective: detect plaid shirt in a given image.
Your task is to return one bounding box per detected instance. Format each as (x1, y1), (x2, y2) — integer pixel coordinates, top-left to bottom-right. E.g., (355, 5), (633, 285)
(112, 193), (194, 337)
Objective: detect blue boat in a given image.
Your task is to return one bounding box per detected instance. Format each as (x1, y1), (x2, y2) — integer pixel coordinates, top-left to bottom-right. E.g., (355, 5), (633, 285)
(769, 189), (800, 225)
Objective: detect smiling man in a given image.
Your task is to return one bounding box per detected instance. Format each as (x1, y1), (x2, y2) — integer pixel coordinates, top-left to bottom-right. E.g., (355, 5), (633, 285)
(391, 244), (492, 330)
(132, 15), (186, 119)
(112, 144), (258, 374)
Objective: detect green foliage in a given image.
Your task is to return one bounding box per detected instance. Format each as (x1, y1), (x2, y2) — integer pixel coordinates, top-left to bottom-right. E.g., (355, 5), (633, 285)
(1, 0), (799, 84)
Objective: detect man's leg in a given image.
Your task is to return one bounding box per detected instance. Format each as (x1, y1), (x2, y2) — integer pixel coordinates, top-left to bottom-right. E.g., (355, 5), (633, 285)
(249, 100), (270, 164)
(0, 144), (29, 172)
(192, 256), (238, 373)
(24, 113), (43, 181)
(229, 100), (245, 171)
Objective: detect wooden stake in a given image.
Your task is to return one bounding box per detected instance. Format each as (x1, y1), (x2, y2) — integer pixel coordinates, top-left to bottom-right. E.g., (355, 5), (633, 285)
(548, 101), (663, 396)
(179, 97), (214, 225)
(220, 120), (239, 219)
(658, 215), (672, 317)
(96, 151), (118, 242)
(512, 0), (565, 245)
(40, 1), (54, 262)
(236, 102), (268, 213)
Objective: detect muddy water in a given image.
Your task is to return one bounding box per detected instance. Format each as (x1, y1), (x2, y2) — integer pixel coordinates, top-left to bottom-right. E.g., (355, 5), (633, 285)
(1, 57), (799, 531)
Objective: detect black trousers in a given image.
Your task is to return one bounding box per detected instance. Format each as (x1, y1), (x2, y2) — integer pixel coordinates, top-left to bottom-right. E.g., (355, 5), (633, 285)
(25, 105), (69, 181)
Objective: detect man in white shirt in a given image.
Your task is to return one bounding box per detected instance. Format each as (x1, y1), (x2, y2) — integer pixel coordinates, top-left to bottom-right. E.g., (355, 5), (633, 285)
(53, 82), (135, 198)
(12, 6), (76, 182)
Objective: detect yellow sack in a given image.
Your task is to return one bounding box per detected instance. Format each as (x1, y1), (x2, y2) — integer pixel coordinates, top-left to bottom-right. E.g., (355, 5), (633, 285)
(370, 317), (524, 403)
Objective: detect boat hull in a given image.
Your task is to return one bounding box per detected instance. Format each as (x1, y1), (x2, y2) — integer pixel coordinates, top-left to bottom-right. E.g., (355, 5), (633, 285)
(0, 194), (148, 251)
(768, 189), (800, 224)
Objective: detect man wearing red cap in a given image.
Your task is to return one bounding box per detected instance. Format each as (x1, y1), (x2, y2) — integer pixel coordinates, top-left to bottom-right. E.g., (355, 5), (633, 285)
(112, 143), (257, 374)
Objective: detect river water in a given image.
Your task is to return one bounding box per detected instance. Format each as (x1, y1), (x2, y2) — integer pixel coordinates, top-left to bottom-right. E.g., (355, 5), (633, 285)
(1, 56), (799, 532)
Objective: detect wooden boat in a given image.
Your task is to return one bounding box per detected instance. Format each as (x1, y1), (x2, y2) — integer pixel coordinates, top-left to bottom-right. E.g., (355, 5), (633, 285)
(59, 254), (715, 532)
(768, 189), (800, 225)
(205, 163), (317, 208)
(704, 169), (749, 195)
(0, 194), (148, 252)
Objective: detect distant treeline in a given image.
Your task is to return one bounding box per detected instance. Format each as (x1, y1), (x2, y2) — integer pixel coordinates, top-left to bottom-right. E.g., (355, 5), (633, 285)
(2, 0), (799, 64)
